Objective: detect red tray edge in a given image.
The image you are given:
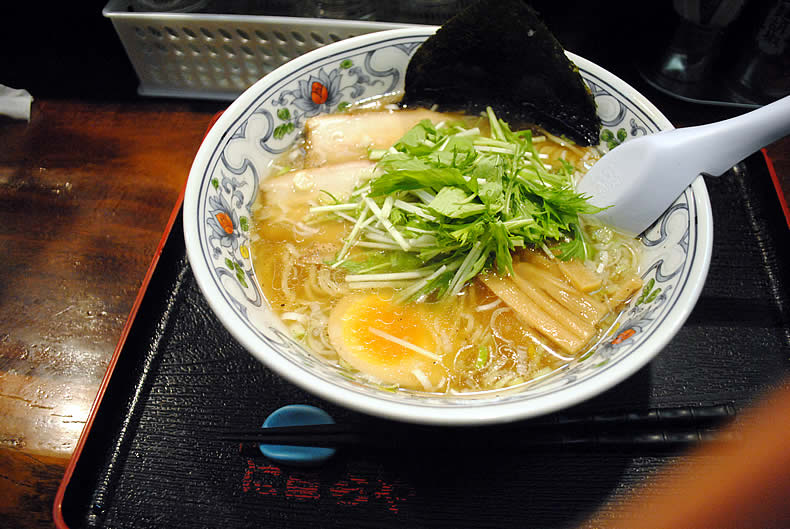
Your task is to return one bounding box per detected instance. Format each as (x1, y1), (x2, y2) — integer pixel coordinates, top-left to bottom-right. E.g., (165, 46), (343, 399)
(52, 111), (223, 529)
(762, 148), (790, 230)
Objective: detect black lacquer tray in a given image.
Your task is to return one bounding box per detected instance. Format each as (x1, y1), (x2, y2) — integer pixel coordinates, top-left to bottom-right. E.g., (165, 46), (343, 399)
(55, 151), (790, 529)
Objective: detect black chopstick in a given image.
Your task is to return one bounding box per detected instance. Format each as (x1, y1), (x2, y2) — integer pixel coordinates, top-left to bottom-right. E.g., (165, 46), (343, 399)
(228, 427), (742, 449)
(532, 403), (737, 428)
(217, 423), (365, 446)
(219, 403), (738, 449)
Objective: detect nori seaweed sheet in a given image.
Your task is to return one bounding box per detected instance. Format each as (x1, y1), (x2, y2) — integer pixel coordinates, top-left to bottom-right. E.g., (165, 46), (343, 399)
(402, 0), (601, 146)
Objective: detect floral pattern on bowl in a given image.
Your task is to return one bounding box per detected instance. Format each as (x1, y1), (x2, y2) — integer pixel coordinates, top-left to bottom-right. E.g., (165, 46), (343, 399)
(184, 28), (712, 425)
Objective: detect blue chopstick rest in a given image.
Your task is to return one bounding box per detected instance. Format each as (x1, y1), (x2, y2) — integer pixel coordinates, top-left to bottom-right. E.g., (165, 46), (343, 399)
(259, 405), (337, 466)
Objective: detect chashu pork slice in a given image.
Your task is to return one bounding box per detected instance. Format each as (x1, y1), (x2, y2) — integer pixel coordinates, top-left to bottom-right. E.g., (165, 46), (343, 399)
(256, 160), (374, 243)
(304, 109), (449, 167)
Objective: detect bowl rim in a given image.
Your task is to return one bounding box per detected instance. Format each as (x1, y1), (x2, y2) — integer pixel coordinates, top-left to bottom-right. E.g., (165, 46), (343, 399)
(184, 27), (714, 425)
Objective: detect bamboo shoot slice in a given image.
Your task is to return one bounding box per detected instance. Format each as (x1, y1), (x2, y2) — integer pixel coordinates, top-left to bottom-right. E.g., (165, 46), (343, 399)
(480, 274), (587, 354)
(508, 272), (597, 341)
(514, 262), (608, 324)
(523, 251), (562, 274)
(557, 259), (603, 293)
(607, 276), (643, 310)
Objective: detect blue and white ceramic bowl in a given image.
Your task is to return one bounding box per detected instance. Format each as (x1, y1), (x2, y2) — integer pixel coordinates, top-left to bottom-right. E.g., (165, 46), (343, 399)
(184, 27), (713, 425)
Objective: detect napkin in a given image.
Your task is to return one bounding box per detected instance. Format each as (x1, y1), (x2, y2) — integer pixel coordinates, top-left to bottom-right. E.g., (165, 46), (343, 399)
(0, 84), (33, 121)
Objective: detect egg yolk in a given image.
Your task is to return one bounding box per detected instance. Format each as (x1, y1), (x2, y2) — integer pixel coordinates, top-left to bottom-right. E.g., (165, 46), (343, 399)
(347, 297), (432, 361)
(328, 294), (446, 390)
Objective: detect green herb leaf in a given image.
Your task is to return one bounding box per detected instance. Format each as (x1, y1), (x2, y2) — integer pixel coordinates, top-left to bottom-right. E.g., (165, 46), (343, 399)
(317, 107), (604, 300)
(428, 187), (486, 219)
(370, 163), (469, 196)
(555, 224), (588, 260)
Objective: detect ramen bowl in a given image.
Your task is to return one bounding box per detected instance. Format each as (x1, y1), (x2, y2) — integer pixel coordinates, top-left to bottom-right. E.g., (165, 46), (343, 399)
(183, 27), (713, 425)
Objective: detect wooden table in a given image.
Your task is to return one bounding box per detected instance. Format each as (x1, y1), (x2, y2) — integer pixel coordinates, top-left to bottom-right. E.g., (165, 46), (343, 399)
(0, 99), (222, 529)
(0, 98), (788, 529)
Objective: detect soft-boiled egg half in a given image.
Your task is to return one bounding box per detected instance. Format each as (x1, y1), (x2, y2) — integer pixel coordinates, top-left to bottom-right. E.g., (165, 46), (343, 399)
(328, 293), (447, 391)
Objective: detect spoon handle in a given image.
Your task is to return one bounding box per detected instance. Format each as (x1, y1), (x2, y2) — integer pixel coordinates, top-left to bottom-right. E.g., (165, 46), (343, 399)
(669, 94), (790, 177)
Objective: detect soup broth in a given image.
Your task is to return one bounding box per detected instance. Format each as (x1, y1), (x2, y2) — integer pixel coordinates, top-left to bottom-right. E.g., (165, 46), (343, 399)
(250, 105), (642, 393)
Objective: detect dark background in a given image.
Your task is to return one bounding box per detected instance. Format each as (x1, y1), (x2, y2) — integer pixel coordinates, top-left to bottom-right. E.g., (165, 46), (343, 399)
(1, 1), (776, 123)
(0, 2), (684, 101)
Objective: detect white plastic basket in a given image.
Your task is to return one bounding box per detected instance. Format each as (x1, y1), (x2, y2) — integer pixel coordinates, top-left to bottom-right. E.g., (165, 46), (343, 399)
(103, 0), (418, 100)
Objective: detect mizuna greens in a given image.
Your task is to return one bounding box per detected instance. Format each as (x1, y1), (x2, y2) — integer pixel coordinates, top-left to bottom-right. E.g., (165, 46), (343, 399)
(310, 107), (604, 302)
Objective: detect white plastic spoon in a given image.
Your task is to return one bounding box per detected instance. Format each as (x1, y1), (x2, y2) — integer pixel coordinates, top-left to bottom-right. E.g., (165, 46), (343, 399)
(577, 94), (790, 235)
